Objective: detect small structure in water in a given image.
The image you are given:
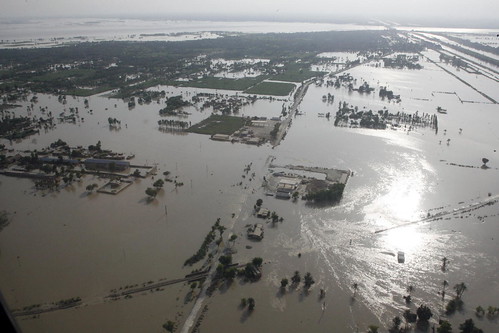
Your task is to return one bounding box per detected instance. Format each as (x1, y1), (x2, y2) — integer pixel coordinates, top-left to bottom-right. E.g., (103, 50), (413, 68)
(247, 223), (264, 240)
(397, 251), (405, 263)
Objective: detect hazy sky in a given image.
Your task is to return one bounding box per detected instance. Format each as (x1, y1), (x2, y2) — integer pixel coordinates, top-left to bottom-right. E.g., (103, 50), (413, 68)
(1, 0), (498, 26)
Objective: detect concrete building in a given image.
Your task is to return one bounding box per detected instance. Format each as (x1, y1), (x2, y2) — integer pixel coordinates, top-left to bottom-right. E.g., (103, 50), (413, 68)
(247, 223), (264, 240)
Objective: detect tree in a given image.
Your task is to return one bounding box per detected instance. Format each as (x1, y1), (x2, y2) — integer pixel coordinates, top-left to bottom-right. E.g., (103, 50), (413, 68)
(240, 298), (247, 307)
(190, 282), (197, 290)
(475, 306), (485, 317)
(219, 255), (232, 266)
(442, 280), (449, 299)
(352, 283), (359, 296)
(248, 297), (255, 311)
(224, 267), (237, 280)
(153, 179), (164, 189)
(417, 304), (433, 322)
(454, 282), (467, 298)
(437, 320), (452, 333)
(162, 320), (175, 332)
(291, 271), (301, 284)
(459, 318), (483, 333)
(229, 234), (237, 247)
(481, 158), (489, 167)
(304, 272), (315, 289)
(367, 325), (379, 333)
(145, 187), (158, 198)
(252, 257), (263, 268)
(392, 316), (401, 331)
(256, 199), (263, 207)
(403, 310), (417, 329)
(280, 278), (289, 289)
(86, 183), (98, 192)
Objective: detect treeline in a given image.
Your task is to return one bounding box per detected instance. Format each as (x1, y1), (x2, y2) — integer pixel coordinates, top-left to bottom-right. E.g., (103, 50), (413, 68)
(184, 219), (226, 266)
(440, 34), (499, 56)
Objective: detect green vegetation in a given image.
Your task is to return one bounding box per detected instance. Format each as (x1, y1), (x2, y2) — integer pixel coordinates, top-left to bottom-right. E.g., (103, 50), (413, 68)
(247, 297), (255, 311)
(270, 65), (321, 82)
(0, 211), (9, 232)
(184, 218), (225, 266)
(437, 320), (452, 333)
(291, 271), (301, 284)
(303, 272), (315, 289)
(416, 304), (433, 322)
(153, 179), (164, 189)
(188, 114), (248, 135)
(0, 30), (421, 96)
(303, 183), (345, 203)
(179, 76), (265, 91)
(162, 320), (175, 332)
(252, 257), (263, 268)
(269, 122), (280, 139)
(145, 187), (158, 199)
(459, 319), (483, 333)
(244, 81), (295, 96)
(55, 297), (81, 307)
(86, 183), (98, 192)
(240, 298), (247, 307)
(159, 95), (190, 116)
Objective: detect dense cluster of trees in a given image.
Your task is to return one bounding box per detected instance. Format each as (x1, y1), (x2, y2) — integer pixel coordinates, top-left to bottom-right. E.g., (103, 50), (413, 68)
(158, 119), (190, 130)
(159, 96), (190, 116)
(184, 218), (225, 266)
(303, 183), (345, 203)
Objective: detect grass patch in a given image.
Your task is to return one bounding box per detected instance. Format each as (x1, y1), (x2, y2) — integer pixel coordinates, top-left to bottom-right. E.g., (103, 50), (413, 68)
(66, 86), (113, 97)
(178, 76), (266, 91)
(109, 79), (175, 98)
(244, 81), (295, 96)
(31, 69), (97, 82)
(270, 69), (322, 82)
(188, 115), (248, 135)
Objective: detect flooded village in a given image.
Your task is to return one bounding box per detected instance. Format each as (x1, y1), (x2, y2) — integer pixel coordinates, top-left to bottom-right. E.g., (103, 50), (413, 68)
(1, 23), (499, 333)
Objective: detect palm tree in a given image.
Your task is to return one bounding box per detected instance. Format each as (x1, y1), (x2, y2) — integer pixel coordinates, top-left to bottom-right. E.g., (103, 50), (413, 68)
(352, 283), (358, 297)
(407, 285), (414, 295)
(442, 280), (449, 300)
(291, 271), (301, 284)
(304, 272), (315, 289)
(248, 298), (255, 311)
(454, 282), (467, 298)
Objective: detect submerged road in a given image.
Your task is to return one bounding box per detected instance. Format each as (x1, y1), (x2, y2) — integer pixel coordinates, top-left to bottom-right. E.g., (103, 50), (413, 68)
(374, 194), (499, 234)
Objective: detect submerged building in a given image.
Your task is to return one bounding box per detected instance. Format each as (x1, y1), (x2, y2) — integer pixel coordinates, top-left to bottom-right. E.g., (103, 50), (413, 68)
(84, 159), (130, 172)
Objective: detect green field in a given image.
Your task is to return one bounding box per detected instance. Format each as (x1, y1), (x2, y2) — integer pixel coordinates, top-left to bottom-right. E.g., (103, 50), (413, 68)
(244, 81), (296, 96)
(31, 69), (97, 82)
(178, 76), (266, 91)
(188, 115), (248, 135)
(270, 69), (322, 82)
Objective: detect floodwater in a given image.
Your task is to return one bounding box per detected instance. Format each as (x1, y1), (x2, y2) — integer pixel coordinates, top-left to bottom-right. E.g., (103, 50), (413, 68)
(1, 29), (499, 333)
(0, 18), (386, 48)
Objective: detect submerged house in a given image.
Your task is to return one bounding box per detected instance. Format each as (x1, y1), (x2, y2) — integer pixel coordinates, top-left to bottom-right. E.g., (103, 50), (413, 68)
(84, 158), (130, 172)
(247, 223), (264, 240)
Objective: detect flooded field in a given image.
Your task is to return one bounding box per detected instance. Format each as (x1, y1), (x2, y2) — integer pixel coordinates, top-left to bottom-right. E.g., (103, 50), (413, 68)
(1, 24), (499, 333)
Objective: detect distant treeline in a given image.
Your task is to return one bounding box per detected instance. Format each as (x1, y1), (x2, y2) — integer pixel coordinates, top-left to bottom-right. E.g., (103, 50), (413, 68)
(0, 30), (424, 95)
